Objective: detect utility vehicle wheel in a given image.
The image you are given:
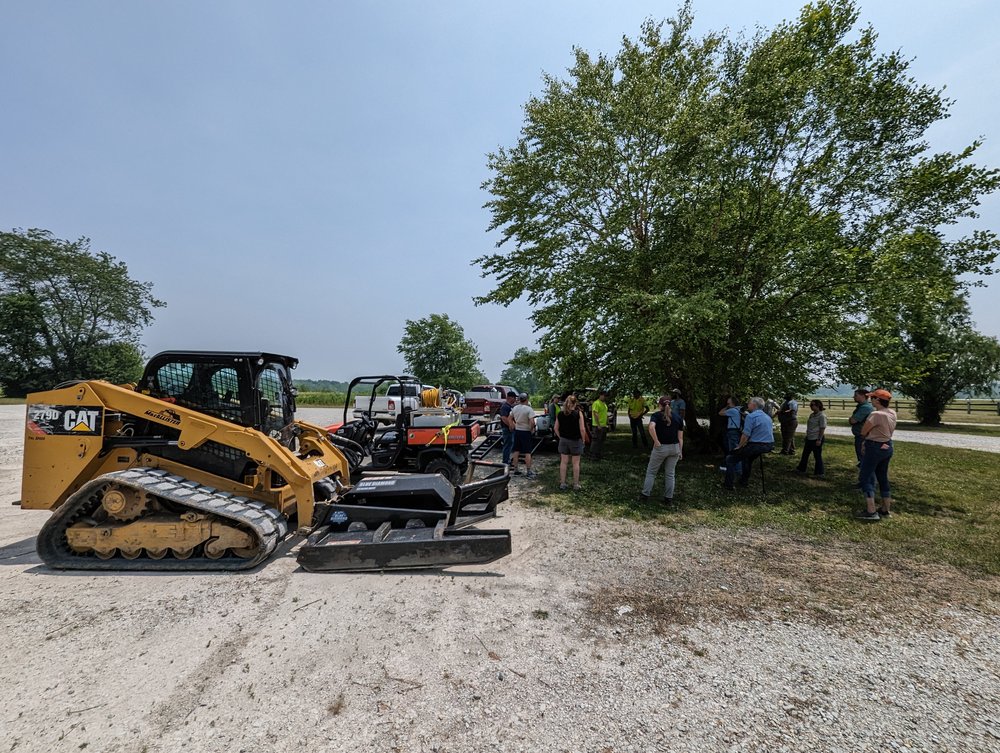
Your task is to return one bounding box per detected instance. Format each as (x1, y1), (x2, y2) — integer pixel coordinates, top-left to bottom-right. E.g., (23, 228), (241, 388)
(423, 458), (462, 485)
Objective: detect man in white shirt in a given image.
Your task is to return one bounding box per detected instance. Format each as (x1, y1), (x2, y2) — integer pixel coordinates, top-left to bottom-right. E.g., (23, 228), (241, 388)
(510, 392), (537, 478)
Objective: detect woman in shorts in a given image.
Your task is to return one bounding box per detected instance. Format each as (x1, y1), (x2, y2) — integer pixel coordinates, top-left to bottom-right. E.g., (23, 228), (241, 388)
(554, 394), (587, 490)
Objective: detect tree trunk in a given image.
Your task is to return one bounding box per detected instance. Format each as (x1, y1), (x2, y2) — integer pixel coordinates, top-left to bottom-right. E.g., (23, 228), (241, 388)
(683, 400), (710, 453)
(916, 397), (945, 426)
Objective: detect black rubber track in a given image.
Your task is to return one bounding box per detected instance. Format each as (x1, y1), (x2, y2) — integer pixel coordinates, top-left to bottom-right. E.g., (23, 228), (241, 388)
(35, 467), (289, 571)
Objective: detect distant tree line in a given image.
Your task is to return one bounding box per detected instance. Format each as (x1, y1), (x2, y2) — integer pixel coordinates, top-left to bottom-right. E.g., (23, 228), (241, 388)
(294, 379), (355, 393)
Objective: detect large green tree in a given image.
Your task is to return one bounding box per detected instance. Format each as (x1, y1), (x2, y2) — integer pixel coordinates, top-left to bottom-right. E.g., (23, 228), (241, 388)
(498, 347), (552, 395)
(396, 313), (485, 391)
(475, 0), (999, 444)
(839, 236), (1000, 424)
(0, 229), (164, 395)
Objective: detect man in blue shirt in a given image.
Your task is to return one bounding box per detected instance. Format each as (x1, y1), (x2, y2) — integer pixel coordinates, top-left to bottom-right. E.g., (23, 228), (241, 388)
(848, 388), (873, 466)
(499, 392), (517, 466)
(718, 395), (743, 476)
(723, 397), (775, 489)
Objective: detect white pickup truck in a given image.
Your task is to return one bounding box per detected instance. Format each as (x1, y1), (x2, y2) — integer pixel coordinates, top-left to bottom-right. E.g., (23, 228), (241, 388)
(353, 382), (434, 424)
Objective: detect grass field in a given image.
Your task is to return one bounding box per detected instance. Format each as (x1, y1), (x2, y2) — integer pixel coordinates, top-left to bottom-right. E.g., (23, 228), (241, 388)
(526, 432), (1000, 575)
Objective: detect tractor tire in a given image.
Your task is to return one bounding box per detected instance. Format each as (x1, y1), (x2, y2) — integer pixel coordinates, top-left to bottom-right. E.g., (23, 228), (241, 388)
(423, 457), (462, 486)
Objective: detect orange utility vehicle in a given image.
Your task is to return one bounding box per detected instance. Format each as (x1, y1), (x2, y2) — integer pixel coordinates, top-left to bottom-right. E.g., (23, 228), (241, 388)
(330, 376), (480, 485)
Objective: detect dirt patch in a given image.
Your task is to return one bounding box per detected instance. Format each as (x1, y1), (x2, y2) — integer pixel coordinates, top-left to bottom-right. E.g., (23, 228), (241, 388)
(587, 529), (1000, 637)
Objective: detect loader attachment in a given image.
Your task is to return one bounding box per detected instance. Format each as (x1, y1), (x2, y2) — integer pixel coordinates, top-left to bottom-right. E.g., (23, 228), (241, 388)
(297, 461), (511, 572)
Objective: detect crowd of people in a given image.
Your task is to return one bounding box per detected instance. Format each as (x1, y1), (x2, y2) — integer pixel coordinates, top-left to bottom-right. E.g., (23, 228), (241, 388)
(717, 389), (898, 521)
(502, 386), (899, 523)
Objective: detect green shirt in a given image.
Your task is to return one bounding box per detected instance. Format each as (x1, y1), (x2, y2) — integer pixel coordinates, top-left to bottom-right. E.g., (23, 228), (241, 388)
(592, 399), (608, 428)
(627, 397), (646, 419)
(850, 401), (873, 436)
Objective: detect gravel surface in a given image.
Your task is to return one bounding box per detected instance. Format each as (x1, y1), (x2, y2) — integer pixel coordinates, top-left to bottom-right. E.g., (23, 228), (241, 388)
(821, 425), (1000, 453)
(1, 404), (999, 753)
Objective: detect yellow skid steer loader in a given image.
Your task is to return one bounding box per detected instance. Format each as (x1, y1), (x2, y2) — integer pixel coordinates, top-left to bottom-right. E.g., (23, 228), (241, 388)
(20, 351), (510, 572)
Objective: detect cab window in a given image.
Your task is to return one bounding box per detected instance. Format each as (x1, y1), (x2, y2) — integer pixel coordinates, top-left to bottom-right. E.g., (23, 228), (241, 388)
(257, 365), (291, 436)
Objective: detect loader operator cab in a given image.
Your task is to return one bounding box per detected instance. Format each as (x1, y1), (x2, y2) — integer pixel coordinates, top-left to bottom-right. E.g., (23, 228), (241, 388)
(139, 351), (299, 445)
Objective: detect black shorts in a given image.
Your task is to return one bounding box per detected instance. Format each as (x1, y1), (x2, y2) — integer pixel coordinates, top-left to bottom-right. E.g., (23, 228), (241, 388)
(558, 437), (585, 456)
(513, 430), (533, 453)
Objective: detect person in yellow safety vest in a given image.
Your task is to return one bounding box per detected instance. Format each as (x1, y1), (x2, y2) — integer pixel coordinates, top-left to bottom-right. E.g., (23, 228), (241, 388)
(588, 390), (610, 461)
(546, 394), (560, 429)
(627, 390), (649, 449)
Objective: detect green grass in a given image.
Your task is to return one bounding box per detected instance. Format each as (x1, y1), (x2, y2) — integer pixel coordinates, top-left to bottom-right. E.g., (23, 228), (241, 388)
(529, 432), (1000, 575)
(0, 398), (25, 405)
(295, 391), (346, 407)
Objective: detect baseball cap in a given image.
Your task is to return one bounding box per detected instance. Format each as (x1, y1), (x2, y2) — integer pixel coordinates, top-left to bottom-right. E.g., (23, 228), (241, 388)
(658, 396), (670, 407)
(868, 388), (893, 401)
(518, 392), (529, 400)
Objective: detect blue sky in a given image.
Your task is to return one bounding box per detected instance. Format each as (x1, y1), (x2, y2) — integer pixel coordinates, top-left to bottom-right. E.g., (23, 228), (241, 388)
(2, 1), (998, 381)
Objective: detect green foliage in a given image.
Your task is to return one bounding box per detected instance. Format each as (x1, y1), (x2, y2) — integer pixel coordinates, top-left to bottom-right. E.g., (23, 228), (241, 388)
(838, 236), (1000, 424)
(0, 229), (164, 395)
(499, 347), (553, 395)
(476, 1), (999, 437)
(396, 313), (484, 391)
(295, 379), (354, 393)
(295, 391), (348, 406)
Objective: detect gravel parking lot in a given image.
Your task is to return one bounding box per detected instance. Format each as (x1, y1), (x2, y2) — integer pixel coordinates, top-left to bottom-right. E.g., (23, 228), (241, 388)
(1, 404), (998, 753)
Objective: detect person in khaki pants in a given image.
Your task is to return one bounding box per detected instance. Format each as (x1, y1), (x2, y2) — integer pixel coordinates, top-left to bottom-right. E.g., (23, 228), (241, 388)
(638, 396), (683, 506)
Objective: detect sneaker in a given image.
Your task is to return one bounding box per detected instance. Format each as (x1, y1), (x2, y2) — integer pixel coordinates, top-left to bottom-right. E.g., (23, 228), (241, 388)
(855, 510), (881, 523)
(719, 466), (727, 472)
(512, 469), (523, 476)
(794, 468), (806, 474)
(526, 471), (537, 479)
(662, 497), (674, 507)
(637, 493), (650, 502)
(559, 483), (568, 491)
(814, 473), (826, 479)
(878, 508), (891, 518)
(572, 485), (583, 491)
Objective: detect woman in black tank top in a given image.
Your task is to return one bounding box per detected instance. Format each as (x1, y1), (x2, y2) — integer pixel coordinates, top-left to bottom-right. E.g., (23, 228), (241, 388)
(555, 395), (587, 490)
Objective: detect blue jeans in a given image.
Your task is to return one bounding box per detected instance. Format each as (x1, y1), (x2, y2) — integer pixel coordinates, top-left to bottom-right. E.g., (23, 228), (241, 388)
(859, 439), (893, 497)
(501, 428), (514, 465)
(724, 442), (773, 486)
(853, 433), (864, 463)
(724, 428), (743, 475)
